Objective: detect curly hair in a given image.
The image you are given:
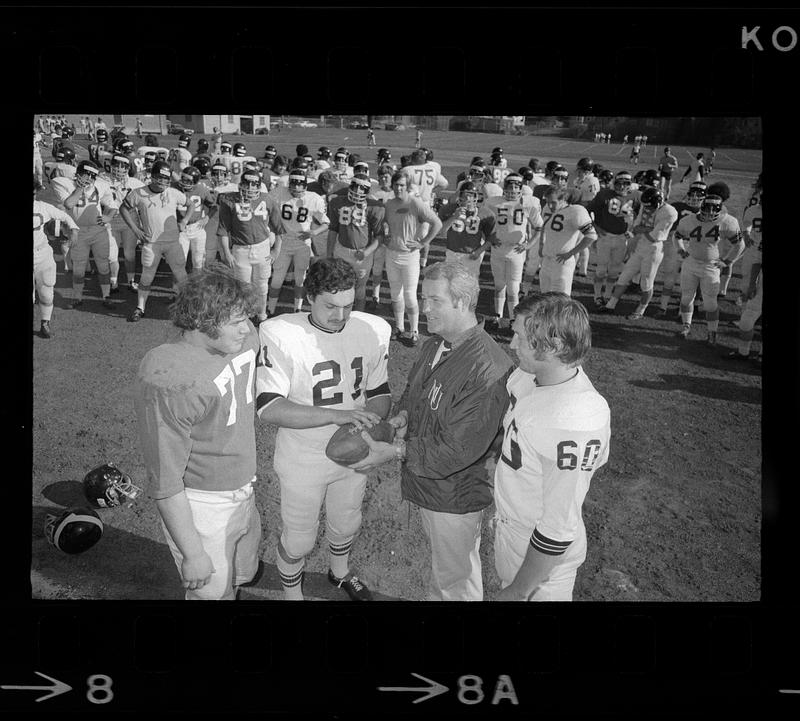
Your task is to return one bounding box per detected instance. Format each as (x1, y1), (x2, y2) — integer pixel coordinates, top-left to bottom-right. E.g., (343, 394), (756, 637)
(304, 258), (356, 300)
(170, 262), (260, 339)
(513, 292), (591, 368)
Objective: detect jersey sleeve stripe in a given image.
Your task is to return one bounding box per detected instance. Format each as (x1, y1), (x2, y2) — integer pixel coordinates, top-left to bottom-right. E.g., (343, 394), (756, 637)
(530, 528), (573, 556)
(365, 382), (391, 400)
(256, 391), (284, 414)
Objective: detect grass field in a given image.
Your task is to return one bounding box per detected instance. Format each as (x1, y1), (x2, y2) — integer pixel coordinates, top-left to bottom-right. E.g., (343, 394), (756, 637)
(32, 127), (762, 602)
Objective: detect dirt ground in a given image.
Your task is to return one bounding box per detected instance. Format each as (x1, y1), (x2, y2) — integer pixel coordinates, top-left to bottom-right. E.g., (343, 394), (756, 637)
(31, 131), (761, 602)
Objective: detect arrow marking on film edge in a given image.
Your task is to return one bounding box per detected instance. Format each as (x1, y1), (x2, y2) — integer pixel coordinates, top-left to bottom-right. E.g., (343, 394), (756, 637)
(1, 671), (73, 703)
(378, 673), (449, 704)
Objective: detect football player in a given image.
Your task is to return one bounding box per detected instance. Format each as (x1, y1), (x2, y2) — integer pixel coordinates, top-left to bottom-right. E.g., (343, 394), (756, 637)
(484, 173), (543, 323)
(33, 129), (45, 184)
(532, 164), (569, 205)
(119, 160), (197, 322)
(706, 181), (740, 297)
(316, 146), (332, 171)
(598, 169), (614, 190)
(571, 158), (600, 278)
(516, 167), (536, 197)
(255, 257), (392, 601)
(262, 144), (278, 170)
(326, 175), (385, 312)
(599, 187), (677, 319)
(136, 150), (157, 183)
(454, 160), (502, 209)
(494, 293), (610, 601)
(263, 155), (289, 191)
(586, 171), (639, 307)
(45, 146), (77, 182)
(657, 146), (679, 200)
(267, 168), (330, 316)
(202, 162), (238, 266)
(332, 150), (353, 181)
(629, 138), (641, 165)
(176, 165), (218, 273)
(488, 149), (510, 185)
(680, 152), (705, 184)
(229, 142), (256, 184)
(656, 181), (706, 317)
(535, 185), (597, 297)
(438, 181), (498, 278)
(61, 161), (117, 309)
(673, 194), (744, 344)
(105, 154), (145, 292)
(89, 128), (109, 166)
(727, 192), (762, 361)
(34, 178), (79, 338)
(134, 264), (263, 600)
(381, 171), (443, 345)
(211, 140), (234, 171)
(217, 169), (282, 323)
(169, 134), (193, 180)
(191, 138), (212, 168)
(400, 149), (449, 269)
(365, 164), (396, 307)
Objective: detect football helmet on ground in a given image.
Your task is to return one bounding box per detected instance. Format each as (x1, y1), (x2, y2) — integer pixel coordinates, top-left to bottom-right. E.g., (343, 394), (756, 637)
(45, 506), (104, 554)
(83, 463), (141, 508)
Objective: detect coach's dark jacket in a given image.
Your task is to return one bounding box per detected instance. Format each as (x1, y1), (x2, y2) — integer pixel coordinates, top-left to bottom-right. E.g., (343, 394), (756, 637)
(399, 322), (514, 514)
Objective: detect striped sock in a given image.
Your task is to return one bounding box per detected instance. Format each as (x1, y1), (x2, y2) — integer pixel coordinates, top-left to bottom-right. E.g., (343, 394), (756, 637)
(329, 538), (353, 579)
(277, 553), (305, 601)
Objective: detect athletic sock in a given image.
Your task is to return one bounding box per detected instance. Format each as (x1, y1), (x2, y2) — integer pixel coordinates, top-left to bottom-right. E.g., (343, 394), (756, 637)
(329, 538), (353, 579)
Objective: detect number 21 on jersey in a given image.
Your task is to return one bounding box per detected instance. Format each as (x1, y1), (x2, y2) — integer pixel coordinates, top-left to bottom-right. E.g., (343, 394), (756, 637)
(213, 349), (256, 426)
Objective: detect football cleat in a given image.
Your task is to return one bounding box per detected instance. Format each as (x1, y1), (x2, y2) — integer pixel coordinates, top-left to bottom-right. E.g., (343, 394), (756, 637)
(676, 323), (691, 339)
(128, 307), (145, 322)
(706, 331), (717, 347)
(327, 570), (373, 601)
(83, 462), (141, 508)
(39, 320), (52, 339)
(44, 506), (104, 554)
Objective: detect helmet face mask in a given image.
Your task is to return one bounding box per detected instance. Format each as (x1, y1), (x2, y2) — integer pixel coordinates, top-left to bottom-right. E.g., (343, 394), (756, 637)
(149, 161), (172, 192)
(239, 173), (261, 201)
(197, 139), (209, 154)
(613, 172), (632, 195)
(75, 163), (100, 188)
(111, 155), (131, 181)
(233, 143), (247, 158)
(334, 153), (348, 172)
(458, 182), (479, 212)
(211, 164), (229, 187)
(288, 170), (308, 198)
(83, 463), (141, 509)
(143, 151), (157, 170)
(552, 170), (569, 188)
(687, 182), (707, 209)
(178, 134), (191, 149)
(220, 142), (232, 155)
(96, 129), (108, 143)
(699, 194), (722, 222)
(180, 167), (200, 191)
(347, 176), (371, 205)
(503, 173), (523, 201)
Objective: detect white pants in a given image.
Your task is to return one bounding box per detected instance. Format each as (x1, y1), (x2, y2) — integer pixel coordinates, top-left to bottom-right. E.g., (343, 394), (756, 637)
(178, 227), (208, 270)
(616, 241), (664, 293)
(494, 513), (587, 601)
(594, 233), (628, 279)
(232, 240), (272, 296)
(385, 248), (421, 308)
(161, 479), (261, 601)
(539, 255), (577, 295)
(418, 507), (484, 601)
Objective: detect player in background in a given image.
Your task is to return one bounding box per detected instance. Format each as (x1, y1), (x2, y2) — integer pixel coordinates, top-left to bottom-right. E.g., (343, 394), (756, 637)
(316, 146), (332, 172)
(401, 149), (449, 269)
(706, 181), (739, 297)
(134, 264), (263, 600)
(586, 171), (638, 308)
(455, 160), (502, 209)
(599, 187), (677, 319)
(485, 173), (543, 326)
(381, 171), (443, 346)
(262, 144), (278, 171)
(331, 150), (353, 182)
(630, 138), (641, 165)
(33, 129), (45, 185)
(366, 127), (376, 146)
(202, 162), (239, 267)
(191, 138), (212, 167)
(326, 175), (385, 312)
(747, 172), (762, 209)
(736, 191), (762, 310)
(89, 128), (109, 166)
(229, 143), (257, 185)
(415, 127), (423, 148)
(438, 181), (498, 278)
(622, 134), (629, 144)
(267, 169), (330, 316)
(34, 177), (79, 338)
(516, 167), (535, 197)
(211, 141), (234, 172)
(61, 160), (117, 310)
(535, 186), (597, 297)
(656, 181), (706, 317)
(176, 165), (218, 273)
(597, 169), (614, 191)
(673, 194), (744, 344)
(681, 152), (705, 184)
(120, 160), (196, 322)
(493, 292), (610, 601)
(532, 164), (569, 205)
(727, 194), (762, 361)
(217, 170), (282, 325)
(657, 147), (679, 200)
(256, 258), (393, 601)
(211, 126), (223, 155)
(137, 150), (157, 183)
(105, 155), (145, 292)
(707, 147), (716, 175)
(264, 155), (289, 191)
(571, 158), (600, 278)
(365, 164), (396, 308)
(45, 146), (77, 182)
(488, 149), (510, 185)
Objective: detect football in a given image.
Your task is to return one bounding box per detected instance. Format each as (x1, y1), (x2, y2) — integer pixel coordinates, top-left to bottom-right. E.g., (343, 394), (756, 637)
(325, 421), (396, 466)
